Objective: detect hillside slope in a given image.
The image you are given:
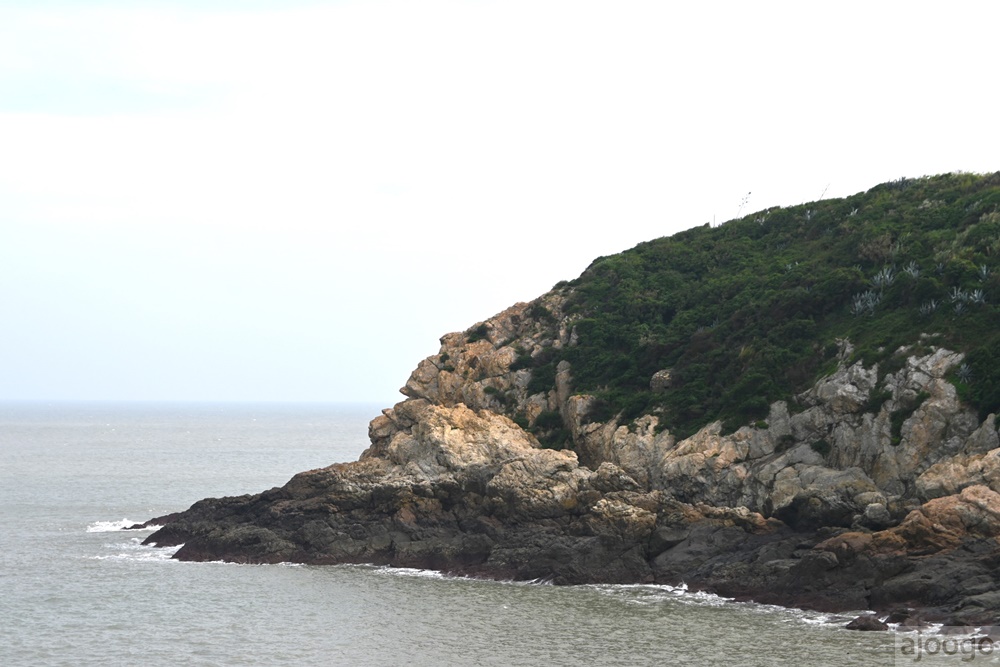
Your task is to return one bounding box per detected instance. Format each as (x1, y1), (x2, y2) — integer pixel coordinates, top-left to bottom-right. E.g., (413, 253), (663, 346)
(502, 171), (1000, 442)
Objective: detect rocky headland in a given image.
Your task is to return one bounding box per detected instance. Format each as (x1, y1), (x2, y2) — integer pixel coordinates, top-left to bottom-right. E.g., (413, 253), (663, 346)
(143, 295), (1000, 626)
(141, 173), (1000, 627)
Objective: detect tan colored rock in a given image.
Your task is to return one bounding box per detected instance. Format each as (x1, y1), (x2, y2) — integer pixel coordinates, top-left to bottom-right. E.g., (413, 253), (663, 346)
(602, 416), (675, 489)
(588, 497), (657, 541)
(892, 485), (1000, 552)
(591, 461), (642, 493)
(387, 403), (541, 475)
(916, 419), (1000, 499)
(401, 358), (442, 402)
(486, 448), (588, 519)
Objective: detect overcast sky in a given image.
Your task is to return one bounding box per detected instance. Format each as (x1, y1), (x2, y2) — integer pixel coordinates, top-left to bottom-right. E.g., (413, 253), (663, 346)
(1, 0), (997, 405)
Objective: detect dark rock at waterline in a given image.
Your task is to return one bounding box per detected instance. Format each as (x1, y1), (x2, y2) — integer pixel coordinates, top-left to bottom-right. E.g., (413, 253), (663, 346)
(886, 609), (934, 632)
(846, 615), (889, 631)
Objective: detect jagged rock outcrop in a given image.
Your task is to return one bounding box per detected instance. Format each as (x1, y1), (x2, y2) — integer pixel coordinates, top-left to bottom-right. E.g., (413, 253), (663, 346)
(390, 306), (995, 532)
(143, 296), (1000, 624)
(145, 401), (761, 585)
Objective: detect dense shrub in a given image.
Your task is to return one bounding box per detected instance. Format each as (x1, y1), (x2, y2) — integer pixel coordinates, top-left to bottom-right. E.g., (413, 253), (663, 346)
(522, 172), (1000, 438)
(466, 323), (489, 343)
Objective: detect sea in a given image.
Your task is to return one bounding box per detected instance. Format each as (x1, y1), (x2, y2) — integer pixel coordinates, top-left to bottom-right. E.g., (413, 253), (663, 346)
(0, 401), (971, 666)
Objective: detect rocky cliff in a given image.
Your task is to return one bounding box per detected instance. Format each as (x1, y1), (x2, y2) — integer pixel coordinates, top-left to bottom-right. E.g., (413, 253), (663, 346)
(143, 292), (1000, 625)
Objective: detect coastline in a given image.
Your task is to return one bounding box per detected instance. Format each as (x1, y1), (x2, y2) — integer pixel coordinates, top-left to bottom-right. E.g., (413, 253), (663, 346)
(140, 397), (1000, 629)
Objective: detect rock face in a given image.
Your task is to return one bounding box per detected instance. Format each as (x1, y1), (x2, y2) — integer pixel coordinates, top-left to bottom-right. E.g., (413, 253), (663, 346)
(144, 297), (1000, 624)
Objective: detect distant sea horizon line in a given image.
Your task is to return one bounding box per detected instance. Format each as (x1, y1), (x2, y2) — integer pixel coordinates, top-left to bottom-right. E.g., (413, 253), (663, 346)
(0, 398), (394, 406)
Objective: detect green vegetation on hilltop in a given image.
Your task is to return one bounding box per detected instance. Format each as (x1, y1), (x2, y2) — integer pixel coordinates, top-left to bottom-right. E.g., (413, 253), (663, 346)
(524, 172), (1000, 440)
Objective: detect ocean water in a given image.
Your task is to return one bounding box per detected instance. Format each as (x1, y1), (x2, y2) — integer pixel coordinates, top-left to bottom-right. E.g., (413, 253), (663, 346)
(0, 402), (905, 666)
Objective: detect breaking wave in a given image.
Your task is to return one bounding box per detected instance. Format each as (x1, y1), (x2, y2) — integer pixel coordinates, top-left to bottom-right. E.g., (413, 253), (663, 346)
(86, 519), (160, 533)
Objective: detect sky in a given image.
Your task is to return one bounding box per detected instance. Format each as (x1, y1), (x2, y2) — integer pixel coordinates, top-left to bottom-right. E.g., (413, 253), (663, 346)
(1, 0), (998, 405)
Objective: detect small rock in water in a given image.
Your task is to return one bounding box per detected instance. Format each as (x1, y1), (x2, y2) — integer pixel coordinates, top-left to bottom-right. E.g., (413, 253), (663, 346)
(845, 615), (889, 631)
(897, 617), (931, 632)
(884, 608), (913, 624)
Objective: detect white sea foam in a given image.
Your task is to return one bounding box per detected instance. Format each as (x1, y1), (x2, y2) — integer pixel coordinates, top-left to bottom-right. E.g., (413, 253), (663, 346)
(336, 563), (557, 585)
(370, 566), (450, 580)
(91, 537), (181, 562)
(87, 519), (163, 533)
(587, 581), (871, 629)
(367, 565), (563, 585)
(86, 519), (150, 532)
(796, 612), (861, 628)
(590, 581), (736, 608)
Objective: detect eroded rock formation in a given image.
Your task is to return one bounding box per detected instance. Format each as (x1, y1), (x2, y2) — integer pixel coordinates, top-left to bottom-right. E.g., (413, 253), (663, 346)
(143, 297), (1000, 624)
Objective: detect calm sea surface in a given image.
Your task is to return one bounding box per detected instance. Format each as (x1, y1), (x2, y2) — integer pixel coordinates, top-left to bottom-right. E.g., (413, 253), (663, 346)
(0, 402), (906, 666)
